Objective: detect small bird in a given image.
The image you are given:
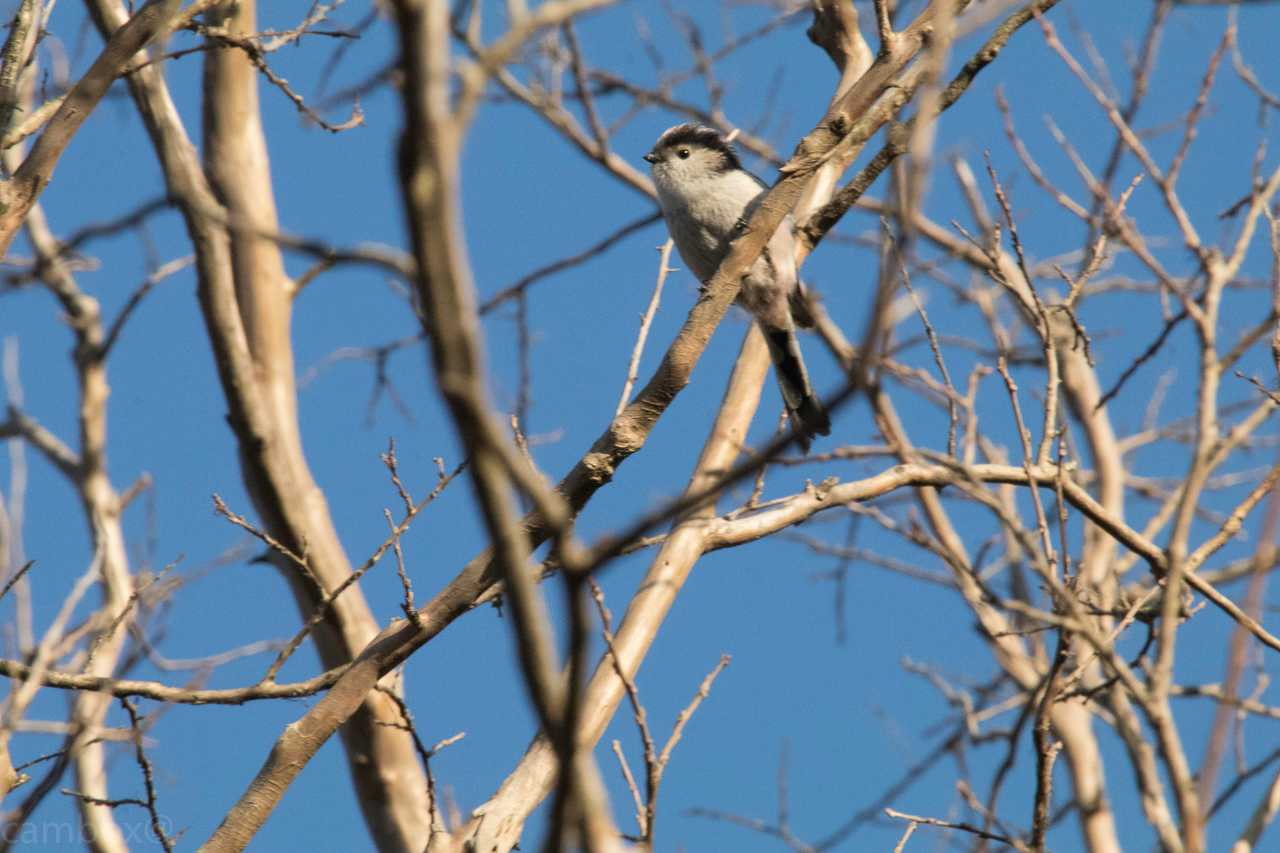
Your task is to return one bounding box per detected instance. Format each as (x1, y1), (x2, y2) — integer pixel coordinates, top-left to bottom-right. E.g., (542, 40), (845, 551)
(644, 123), (831, 448)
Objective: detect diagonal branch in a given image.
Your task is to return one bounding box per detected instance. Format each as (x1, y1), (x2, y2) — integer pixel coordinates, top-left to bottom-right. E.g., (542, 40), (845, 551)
(0, 0), (182, 257)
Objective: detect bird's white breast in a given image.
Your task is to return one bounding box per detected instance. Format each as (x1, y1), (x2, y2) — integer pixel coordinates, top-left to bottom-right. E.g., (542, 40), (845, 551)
(655, 169), (765, 282)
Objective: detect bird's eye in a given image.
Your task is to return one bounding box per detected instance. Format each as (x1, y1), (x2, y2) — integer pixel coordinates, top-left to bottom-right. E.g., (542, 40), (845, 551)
(677, 148), (690, 159)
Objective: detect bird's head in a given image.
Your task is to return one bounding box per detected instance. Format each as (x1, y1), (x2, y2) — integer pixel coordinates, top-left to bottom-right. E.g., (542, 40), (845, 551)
(643, 124), (743, 187)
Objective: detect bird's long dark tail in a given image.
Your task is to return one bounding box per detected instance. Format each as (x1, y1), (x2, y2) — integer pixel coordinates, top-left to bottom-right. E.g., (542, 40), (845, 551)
(762, 325), (831, 451)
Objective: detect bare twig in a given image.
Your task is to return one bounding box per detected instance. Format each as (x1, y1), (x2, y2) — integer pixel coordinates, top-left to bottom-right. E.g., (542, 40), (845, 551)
(615, 240), (673, 418)
(119, 698), (174, 853)
(884, 807), (1027, 849)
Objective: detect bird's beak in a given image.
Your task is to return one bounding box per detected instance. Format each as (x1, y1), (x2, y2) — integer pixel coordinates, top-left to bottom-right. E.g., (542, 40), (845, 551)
(643, 151), (659, 164)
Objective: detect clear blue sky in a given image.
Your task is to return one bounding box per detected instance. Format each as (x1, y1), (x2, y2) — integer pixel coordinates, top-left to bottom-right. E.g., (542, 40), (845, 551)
(3, 0), (1280, 850)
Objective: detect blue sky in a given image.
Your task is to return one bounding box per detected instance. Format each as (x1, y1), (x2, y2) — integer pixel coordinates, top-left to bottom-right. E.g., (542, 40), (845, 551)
(4, 0), (1280, 850)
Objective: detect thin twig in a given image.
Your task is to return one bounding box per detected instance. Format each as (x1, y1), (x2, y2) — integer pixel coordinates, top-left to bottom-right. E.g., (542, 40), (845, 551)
(120, 698), (175, 853)
(615, 240), (673, 418)
(884, 807), (1027, 849)
(260, 459), (465, 682)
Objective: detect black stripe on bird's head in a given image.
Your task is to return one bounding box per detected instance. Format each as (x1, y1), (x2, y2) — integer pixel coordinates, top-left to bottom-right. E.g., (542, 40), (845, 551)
(646, 123), (743, 173)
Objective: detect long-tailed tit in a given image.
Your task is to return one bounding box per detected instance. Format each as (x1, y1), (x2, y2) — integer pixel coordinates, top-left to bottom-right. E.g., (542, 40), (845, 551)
(644, 123), (831, 448)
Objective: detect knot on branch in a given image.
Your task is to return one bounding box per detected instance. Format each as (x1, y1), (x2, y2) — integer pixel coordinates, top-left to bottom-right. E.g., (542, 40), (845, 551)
(805, 475), (840, 503)
(581, 450), (617, 485)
